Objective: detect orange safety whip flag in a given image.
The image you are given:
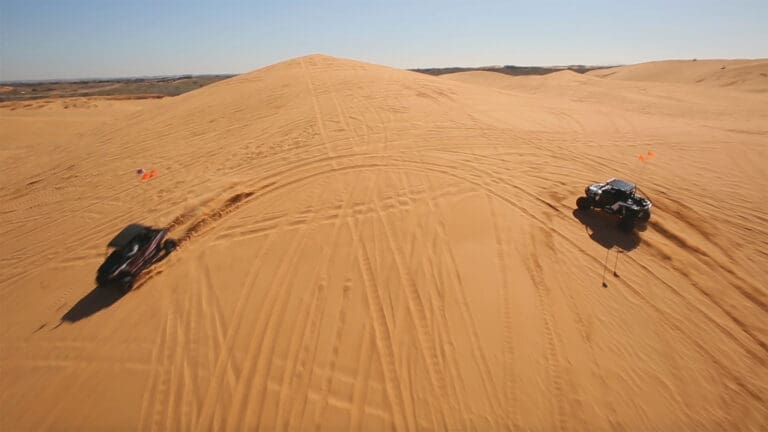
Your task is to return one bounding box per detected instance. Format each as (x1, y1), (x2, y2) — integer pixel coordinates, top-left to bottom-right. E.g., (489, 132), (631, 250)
(139, 168), (158, 181)
(638, 150), (655, 163)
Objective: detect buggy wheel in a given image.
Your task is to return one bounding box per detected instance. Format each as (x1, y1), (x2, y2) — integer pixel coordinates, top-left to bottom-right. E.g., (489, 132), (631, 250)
(576, 196), (592, 211)
(618, 217), (635, 233)
(118, 276), (134, 292)
(163, 239), (178, 253)
(637, 210), (651, 222)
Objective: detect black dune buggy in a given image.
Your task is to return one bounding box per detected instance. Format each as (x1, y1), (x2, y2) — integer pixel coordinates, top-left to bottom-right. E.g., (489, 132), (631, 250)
(96, 224), (177, 290)
(576, 178), (652, 232)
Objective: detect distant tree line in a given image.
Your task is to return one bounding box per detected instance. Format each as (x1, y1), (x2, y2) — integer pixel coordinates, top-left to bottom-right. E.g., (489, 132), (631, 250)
(410, 65), (610, 76)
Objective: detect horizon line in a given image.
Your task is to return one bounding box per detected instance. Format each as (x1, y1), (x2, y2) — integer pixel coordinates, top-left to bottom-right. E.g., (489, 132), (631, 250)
(3, 55), (764, 84)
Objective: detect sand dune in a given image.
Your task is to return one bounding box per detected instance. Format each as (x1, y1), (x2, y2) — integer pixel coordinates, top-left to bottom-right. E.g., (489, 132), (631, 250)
(1, 97), (159, 196)
(444, 67), (768, 132)
(444, 69), (592, 90)
(587, 59), (768, 92)
(1, 54), (767, 430)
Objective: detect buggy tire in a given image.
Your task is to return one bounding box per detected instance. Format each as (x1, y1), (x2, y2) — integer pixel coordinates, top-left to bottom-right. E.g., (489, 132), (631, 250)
(163, 239), (178, 253)
(618, 217), (635, 233)
(637, 210), (651, 222)
(576, 196), (592, 211)
(118, 276), (134, 292)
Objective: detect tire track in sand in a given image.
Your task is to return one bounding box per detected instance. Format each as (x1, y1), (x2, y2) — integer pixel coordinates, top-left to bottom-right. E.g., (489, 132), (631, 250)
(524, 232), (570, 432)
(389, 169), (463, 429)
(283, 179), (360, 430)
(194, 228), (282, 431)
(414, 159), (506, 424)
(226, 178), (332, 430)
(374, 170), (447, 426)
(354, 230), (413, 431)
(349, 169), (413, 430)
(138, 313), (169, 432)
(199, 254), (238, 391)
(349, 321), (377, 430)
(407, 151), (768, 384)
(300, 58), (333, 158)
(311, 278), (353, 431)
(486, 195), (520, 429)
(166, 280), (198, 431)
(147, 306), (177, 431)
(537, 226), (621, 430)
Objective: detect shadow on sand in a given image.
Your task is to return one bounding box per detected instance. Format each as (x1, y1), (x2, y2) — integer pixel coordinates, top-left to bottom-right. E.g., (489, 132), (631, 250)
(59, 249), (173, 325)
(572, 209), (642, 252)
(572, 209), (644, 287)
(60, 286), (128, 323)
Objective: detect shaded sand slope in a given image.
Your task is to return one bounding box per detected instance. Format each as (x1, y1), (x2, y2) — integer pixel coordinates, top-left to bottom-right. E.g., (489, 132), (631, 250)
(587, 59), (768, 92)
(1, 55), (767, 430)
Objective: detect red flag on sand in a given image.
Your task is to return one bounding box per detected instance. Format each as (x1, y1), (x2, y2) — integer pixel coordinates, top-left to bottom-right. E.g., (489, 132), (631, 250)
(140, 169), (158, 181)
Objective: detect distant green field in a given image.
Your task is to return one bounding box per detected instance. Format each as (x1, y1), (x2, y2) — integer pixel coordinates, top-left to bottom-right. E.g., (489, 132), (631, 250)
(0, 65), (612, 102)
(0, 75), (234, 102)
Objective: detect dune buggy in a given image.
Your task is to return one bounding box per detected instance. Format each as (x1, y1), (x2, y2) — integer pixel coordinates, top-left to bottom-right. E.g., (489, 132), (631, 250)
(576, 178), (652, 232)
(96, 224), (177, 290)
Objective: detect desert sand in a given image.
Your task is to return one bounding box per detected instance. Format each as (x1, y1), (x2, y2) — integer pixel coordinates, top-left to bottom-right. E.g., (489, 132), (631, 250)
(587, 59), (768, 92)
(1, 55), (767, 430)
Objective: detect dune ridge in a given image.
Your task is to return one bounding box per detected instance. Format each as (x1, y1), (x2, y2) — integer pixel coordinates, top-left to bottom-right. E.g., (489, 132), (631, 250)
(587, 59), (768, 92)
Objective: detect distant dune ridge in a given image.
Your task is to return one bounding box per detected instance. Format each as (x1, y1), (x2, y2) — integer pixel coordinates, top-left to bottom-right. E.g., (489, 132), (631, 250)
(587, 59), (768, 92)
(1, 55), (767, 430)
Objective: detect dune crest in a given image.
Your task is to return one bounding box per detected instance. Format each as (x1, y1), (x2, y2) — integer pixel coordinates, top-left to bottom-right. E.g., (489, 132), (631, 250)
(587, 59), (768, 92)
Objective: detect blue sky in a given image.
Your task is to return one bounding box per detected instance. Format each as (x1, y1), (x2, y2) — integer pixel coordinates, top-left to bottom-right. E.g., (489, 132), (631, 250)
(1, 0), (766, 81)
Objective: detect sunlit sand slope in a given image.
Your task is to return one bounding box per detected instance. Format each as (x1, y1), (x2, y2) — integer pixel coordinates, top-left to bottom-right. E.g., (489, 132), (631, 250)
(1, 55), (767, 430)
